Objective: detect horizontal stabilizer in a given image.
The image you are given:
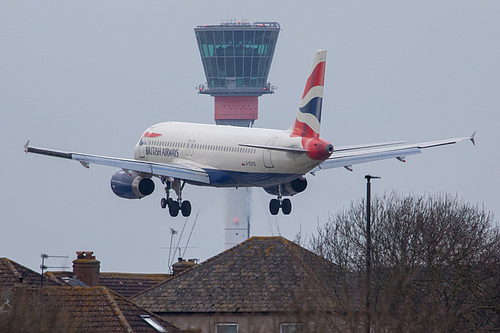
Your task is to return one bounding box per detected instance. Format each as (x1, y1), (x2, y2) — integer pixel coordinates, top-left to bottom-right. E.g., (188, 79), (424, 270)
(334, 141), (407, 152)
(238, 143), (307, 153)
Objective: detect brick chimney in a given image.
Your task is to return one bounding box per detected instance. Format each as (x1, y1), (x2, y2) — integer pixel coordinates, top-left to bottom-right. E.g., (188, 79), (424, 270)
(73, 251), (100, 286)
(172, 258), (197, 276)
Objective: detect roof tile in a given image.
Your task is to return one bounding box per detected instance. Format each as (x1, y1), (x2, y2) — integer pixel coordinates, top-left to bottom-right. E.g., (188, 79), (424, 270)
(5, 286), (183, 332)
(0, 258), (66, 288)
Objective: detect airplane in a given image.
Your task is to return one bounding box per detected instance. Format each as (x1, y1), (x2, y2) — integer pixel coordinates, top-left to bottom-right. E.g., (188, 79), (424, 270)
(25, 50), (475, 217)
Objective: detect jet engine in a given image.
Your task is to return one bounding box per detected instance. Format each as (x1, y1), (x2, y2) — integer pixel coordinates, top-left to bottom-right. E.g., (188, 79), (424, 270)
(263, 177), (308, 197)
(110, 170), (155, 199)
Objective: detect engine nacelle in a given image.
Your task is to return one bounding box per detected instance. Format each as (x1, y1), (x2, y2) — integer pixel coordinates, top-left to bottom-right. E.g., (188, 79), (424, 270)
(110, 170), (155, 199)
(263, 177), (308, 197)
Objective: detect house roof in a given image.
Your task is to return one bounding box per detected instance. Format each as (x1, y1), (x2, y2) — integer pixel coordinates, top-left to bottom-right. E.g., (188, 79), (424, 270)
(6, 286), (183, 332)
(46, 271), (170, 298)
(100, 273), (170, 298)
(131, 236), (342, 314)
(0, 258), (66, 288)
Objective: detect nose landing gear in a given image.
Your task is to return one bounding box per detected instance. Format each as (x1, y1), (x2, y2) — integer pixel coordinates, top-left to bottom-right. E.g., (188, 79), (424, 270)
(269, 185), (292, 215)
(161, 178), (191, 217)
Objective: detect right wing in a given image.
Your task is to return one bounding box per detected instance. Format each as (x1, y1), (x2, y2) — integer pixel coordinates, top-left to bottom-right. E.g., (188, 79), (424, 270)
(24, 142), (210, 184)
(312, 133), (475, 172)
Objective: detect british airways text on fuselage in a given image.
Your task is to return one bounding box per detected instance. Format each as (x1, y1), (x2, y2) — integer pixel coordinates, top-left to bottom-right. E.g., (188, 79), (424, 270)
(145, 146), (180, 158)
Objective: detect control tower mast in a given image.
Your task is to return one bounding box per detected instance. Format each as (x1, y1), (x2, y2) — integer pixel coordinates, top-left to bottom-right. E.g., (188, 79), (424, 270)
(194, 21), (280, 248)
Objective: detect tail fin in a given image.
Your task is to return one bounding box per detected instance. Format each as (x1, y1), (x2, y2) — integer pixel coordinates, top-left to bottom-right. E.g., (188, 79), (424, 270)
(289, 50), (327, 138)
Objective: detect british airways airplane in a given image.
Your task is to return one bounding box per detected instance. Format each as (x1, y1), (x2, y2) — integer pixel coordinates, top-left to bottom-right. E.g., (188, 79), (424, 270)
(25, 50), (475, 217)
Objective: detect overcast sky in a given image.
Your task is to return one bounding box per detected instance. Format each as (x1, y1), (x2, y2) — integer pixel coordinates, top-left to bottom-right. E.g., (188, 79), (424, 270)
(1, 1), (498, 273)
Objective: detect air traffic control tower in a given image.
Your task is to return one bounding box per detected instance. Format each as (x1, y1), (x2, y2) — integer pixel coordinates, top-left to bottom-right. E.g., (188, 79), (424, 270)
(195, 21), (280, 127)
(194, 21), (280, 248)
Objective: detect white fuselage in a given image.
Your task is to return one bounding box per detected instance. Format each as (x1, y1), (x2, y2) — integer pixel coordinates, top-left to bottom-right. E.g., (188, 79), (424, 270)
(133, 122), (324, 187)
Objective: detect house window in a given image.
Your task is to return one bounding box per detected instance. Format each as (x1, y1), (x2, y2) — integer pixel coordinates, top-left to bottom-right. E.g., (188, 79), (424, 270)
(280, 323), (302, 333)
(216, 323), (238, 333)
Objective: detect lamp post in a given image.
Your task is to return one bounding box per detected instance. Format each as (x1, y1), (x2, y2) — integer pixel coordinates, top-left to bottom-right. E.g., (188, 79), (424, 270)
(365, 175), (380, 333)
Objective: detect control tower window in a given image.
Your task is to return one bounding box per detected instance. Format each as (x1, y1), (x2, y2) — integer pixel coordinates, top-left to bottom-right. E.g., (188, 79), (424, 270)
(226, 57), (235, 78)
(234, 31), (243, 56)
(224, 31), (235, 56)
(243, 31), (255, 56)
(195, 23), (279, 92)
(214, 31), (225, 57)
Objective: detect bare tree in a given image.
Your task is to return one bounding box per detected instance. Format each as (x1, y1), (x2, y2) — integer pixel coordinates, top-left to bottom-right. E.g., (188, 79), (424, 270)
(308, 192), (500, 332)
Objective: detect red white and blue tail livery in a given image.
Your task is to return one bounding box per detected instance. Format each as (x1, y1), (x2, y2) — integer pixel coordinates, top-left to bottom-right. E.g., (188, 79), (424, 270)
(290, 49), (326, 138)
(25, 50), (475, 217)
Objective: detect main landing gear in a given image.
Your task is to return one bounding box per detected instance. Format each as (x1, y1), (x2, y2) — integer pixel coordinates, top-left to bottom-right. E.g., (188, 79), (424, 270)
(161, 178), (191, 217)
(269, 185), (292, 215)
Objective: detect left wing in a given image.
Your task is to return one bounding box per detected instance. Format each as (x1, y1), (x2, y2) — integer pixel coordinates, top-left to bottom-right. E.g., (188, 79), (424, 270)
(24, 141), (210, 184)
(312, 133), (476, 172)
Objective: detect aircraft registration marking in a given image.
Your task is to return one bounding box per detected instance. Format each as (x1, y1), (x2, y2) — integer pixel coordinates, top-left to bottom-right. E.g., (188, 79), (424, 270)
(242, 161), (256, 167)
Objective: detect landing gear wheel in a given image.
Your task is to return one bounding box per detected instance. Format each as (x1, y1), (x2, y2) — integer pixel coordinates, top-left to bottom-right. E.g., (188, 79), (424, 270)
(282, 198), (292, 215)
(181, 201), (192, 217)
(269, 199), (280, 215)
(168, 201), (180, 217)
(161, 198), (167, 209)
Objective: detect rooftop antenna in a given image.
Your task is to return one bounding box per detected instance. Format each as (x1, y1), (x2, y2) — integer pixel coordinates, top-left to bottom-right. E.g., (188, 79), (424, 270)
(40, 253), (68, 288)
(183, 212), (199, 258)
(172, 217), (190, 264)
(162, 212), (200, 272)
(167, 228), (177, 274)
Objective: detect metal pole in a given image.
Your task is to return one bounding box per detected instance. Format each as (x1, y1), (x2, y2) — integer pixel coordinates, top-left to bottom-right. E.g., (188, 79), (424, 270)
(40, 254), (47, 288)
(365, 175), (379, 333)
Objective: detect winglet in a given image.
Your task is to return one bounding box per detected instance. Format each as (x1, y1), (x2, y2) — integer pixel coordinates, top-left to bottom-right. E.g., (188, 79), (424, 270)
(470, 131), (476, 146)
(24, 140), (30, 154)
